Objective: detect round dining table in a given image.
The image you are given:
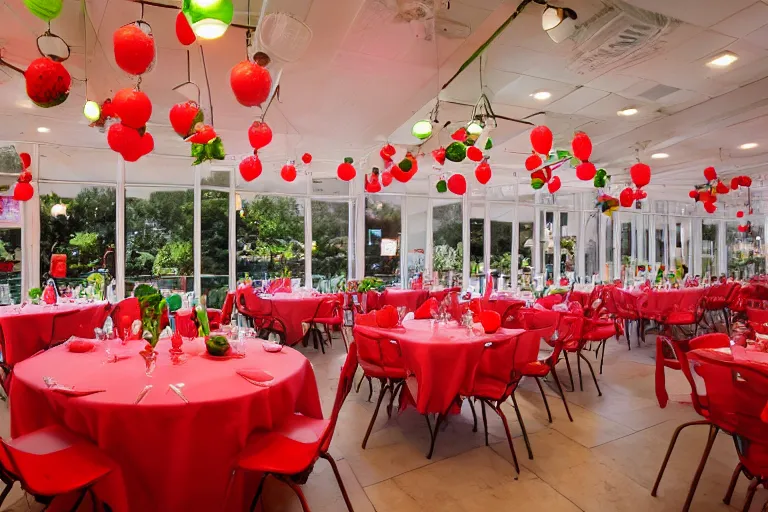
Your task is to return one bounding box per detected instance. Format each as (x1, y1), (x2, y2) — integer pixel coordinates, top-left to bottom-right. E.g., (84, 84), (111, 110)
(355, 319), (524, 414)
(268, 295), (332, 345)
(0, 301), (111, 366)
(10, 336), (322, 512)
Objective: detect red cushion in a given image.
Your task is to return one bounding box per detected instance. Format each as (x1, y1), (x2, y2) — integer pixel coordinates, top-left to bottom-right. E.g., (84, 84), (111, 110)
(583, 325), (616, 341)
(521, 361), (550, 377)
(312, 317), (342, 325)
(359, 360), (407, 380)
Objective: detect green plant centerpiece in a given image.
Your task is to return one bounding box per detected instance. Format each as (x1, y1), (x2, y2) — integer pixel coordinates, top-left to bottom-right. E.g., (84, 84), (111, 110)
(206, 334), (230, 357)
(134, 284), (167, 349)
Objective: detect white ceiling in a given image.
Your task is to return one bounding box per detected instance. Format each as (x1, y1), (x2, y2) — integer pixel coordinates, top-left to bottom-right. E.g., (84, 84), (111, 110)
(1, 0), (768, 208)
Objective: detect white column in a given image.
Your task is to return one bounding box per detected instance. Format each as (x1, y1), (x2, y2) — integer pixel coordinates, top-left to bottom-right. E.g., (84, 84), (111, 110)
(228, 172), (236, 290)
(347, 198), (355, 280)
(598, 211), (606, 282)
(718, 219), (727, 275)
(425, 197), (434, 279)
(577, 209), (585, 282)
(355, 194), (365, 280)
(304, 196), (312, 289)
(533, 206), (541, 277)
(553, 209), (561, 282)
(23, 143), (41, 298)
(648, 213), (656, 270)
(483, 202), (491, 291)
(400, 198), (408, 289)
(511, 192), (519, 291)
(461, 193), (470, 289)
(115, 155), (126, 299)
(193, 164), (201, 297)
(613, 212), (621, 280)
(692, 217), (703, 276)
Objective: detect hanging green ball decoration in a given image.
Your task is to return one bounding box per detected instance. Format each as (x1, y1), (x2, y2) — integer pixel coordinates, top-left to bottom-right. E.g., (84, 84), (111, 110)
(530, 178), (545, 190)
(436, 180), (447, 193)
(445, 142), (467, 163)
(593, 168), (607, 188)
(23, 0), (62, 21)
(182, 0), (234, 40)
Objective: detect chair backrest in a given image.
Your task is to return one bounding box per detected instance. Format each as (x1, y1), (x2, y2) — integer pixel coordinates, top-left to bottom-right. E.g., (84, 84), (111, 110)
(747, 308), (768, 334)
(110, 297), (141, 336)
(352, 325), (404, 369)
(312, 297), (340, 320)
(321, 342), (359, 452)
(220, 292), (235, 325)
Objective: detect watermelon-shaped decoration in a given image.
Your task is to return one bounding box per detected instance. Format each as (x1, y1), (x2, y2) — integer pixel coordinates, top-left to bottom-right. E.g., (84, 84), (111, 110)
(530, 169), (547, 190)
(25, 57), (70, 108)
(113, 23), (156, 76)
(230, 60), (272, 107)
(175, 11), (196, 46)
(451, 127), (468, 142)
(445, 142), (466, 163)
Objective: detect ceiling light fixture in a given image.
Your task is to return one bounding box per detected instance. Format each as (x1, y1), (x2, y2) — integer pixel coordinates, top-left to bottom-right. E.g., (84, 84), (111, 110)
(707, 51), (738, 68)
(182, 0), (234, 40)
(531, 91), (552, 101)
(651, 153), (669, 159)
(617, 107), (638, 116)
(83, 100), (101, 123)
(411, 119), (433, 140)
(740, 142), (758, 150)
(37, 127), (50, 133)
(467, 121), (484, 136)
(541, 4), (578, 43)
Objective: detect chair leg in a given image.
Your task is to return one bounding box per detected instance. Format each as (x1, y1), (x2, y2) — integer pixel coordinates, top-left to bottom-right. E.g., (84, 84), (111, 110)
(249, 474), (268, 512)
(481, 399), (489, 445)
(281, 476), (311, 512)
(467, 397), (478, 433)
(551, 370), (573, 422)
(387, 380), (403, 418)
(599, 339), (607, 375)
(563, 352), (574, 391)
(493, 402), (520, 478)
(323, 325), (333, 347)
(362, 380), (389, 449)
(723, 463), (743, 505)
(578, 350), (602, 397)
(367, 377), (373, 402)
(576, 349), (583, 392)
(0, 481), (12, 508)
(355, 374), (364, 393)
(723, 308), (731, 336)
(426, 413), (445, 459)
(534, 377), (552, 423)
(682, 425), (719, 512)
(742, 477), (759, 512)
(627, 319), (632, 350)
(320, 452), (354, 512)
(68, 489), (89, 512)
(651, 419), (711, 496)
(511, 393), (534, 460)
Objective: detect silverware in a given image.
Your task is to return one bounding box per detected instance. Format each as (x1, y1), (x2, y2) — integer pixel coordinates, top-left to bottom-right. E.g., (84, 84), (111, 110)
(135, 384), (153, 404)
(168, 383), (189, 403)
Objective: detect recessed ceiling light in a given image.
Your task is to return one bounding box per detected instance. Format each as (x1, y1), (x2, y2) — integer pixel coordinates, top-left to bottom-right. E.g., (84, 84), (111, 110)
(530, 91), (552, 101)
(37, 127), (50, 133)
(651, 153), (669, 159)
(617, 107), (638, 116)
(707, 51), (738, 68)
(740, 142), (758, 150)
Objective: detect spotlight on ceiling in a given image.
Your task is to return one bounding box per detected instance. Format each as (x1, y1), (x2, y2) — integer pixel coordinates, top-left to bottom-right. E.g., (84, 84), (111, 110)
(617, 107), (638, 117)
(530, 91), (552, 101)
(740, 142), (758, 150)
(37, 127), (50, 133)
(651, 153), (669, 159)
(467, 121), (484, 136)
(83, 100), (101, 123)
(541, 5), (578, 43)
(411, 119), (433, 140)
(182, 0), (234, 40)
(707, 51), (738, 68)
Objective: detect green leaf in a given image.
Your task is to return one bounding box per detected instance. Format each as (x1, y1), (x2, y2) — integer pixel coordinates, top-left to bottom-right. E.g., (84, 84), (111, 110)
(531, 178), (545, 190)
(556, 150), (572, 160)
(570, 157), (581, 167)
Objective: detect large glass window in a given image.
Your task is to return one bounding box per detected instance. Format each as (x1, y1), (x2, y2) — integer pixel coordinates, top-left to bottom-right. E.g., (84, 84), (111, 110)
(236, 194), (305, 285)
(727, 221), (765, 279)
(518, 205), (534, 289)
(432, 199), (462, 287)
(311, 200), (349, 292)
(560, 211), (577, 281)
(539, 210), (554, 282)
(702, 220), (718, 278)
(201, 189), (229, 308)
(490, 204), (514, 291)
(364, 196), (400, 285)
(469, 204), (485, 292)
(405, 197), (427, 288)
(583, 210), (599, 280)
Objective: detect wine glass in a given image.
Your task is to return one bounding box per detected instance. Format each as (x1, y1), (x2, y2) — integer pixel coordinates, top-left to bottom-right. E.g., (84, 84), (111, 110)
(397, 306), (407, 327)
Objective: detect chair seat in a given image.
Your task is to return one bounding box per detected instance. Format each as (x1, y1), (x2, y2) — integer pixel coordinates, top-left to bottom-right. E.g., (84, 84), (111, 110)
(665, 311), (696, 325)
(583, 325), (617, 341)
(236, 414), (330, 475)
(521, 361), (550, 377)
(359, 360), (407, 380)
(4, 425), (115, 497)
(469, 374), (508, 400)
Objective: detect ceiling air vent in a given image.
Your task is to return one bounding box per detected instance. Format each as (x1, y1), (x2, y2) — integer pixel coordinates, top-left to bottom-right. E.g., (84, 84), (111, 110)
(567, 0), (680, 76)
(638, 84), (680, 101)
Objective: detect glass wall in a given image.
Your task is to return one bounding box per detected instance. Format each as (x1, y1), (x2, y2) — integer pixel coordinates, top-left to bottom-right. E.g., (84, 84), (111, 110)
(702, 220), (718, 278)
(201, 189), (229, 308)
(433, 199), (462, 287)
(727, 221), (766, 279)
(489, 204), (514, 291)
(469, 204), (485, 292)
(539, 210), (555, 282)
(518, 205), (535, 289)
(583, 210), (599, 280)
(405, 197), (427, 288)
(560, 211), (576, 281)
(311, 200), (349, 292)
(364, 196), (400, 286)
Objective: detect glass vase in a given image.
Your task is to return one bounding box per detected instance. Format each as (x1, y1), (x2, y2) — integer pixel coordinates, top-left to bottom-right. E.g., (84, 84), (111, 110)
(141, 348), (157, 376)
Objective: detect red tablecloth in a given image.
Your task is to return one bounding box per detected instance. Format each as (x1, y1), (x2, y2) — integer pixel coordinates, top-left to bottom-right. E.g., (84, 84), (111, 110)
(356, 319), (524, 414)
(484, 298), (526, 317)
(0, 302), (110, 366)
(381, 289), (429, 313)
(10, 337), (322, 512)
(269, 295), (331, 345)
(617, 288), (705, 320)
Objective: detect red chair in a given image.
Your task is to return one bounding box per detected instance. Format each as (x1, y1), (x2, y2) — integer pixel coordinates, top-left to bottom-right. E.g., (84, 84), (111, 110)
(232, 342), (358, 512)
(0, 424), (121, 510)
(353, 322), (407, 449)
(534, 294), (563, 310)
(219, 291), (235, 327)
(235, 287), (287, 344)
(701, 282), (740, 334)
(468, 327), (548, 471)
(603, 286), (641, 349)
(651, 333), (732, 511)
(557, 314), (602, 397)
(304, 297), (345, 353)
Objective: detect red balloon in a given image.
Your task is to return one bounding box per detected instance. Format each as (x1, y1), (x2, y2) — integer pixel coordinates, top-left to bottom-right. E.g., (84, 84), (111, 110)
(113, 24), (155, 76)
(703, 166), (717, 182)
(619, 187), (634, 208)
(737, 210), (744, 218)
(475, 162), (492, 184)
(381, 170), (393, 187)
(715, 181), (729, 194)
(688, 190), (698, 199)
(447, 174), (467, 195)
(25, 57), (70, 108)
(381, 144), (396, 158)
(703, 201), (717, 214)
(571, 132), (592, 161)
(432, 147), (446, 166)
(13, 181), (33, 201)
(741, 176), (753, 187)
(731, 177), (740, 190)
(112, 88), (152, 129)
(575, 161), (597, 181)
(301, 153), (312, 165)
(630, 163), (651, 188)
(337, 158), (356, 181)
(525, 152), (542, 171)
(248, 121), (272, 150)
(480, 310), (501, 334)
(530, 126), (553, 155)
(19, 153), (31, 169)
(280, 163), (297, 182)
(547, 175), (561, 194)
(230, 60), (272, 107)
(169, 101), (201, 138)
(175, 11), (196, 46)
(239, 155), (262, 182)
(466, 146), (483, 162)
(698, 191), (712, 203)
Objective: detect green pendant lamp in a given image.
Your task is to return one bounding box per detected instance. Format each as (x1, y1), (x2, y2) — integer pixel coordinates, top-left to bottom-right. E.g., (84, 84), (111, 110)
(411, 119), (433, 140)
(23, 0), (63, 22)
(182, 0), (234, 40)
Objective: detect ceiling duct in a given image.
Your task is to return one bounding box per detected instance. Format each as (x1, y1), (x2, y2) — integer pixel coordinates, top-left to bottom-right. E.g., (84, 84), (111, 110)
(567, 0), (680, 76)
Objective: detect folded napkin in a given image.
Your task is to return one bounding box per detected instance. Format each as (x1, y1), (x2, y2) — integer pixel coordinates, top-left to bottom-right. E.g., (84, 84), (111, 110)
(414, 298), (438, 319)
(237, 369), (274, 386)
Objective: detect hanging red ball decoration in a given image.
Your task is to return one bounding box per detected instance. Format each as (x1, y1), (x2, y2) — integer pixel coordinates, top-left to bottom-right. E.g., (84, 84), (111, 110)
(380, 144), (396, 162)
(737, 210), (745, 218)
(698, 190), (712, 203)
(466, 146), (483, 162)
(239, 155), (262, 182)
(525, 152), (542, 171)
(18, 170), (32, 183)
(175, 11), (196, 46)
(186, 124), (217, 144)
(741, 176), (753, 187)
(619, 187), (634, 208)
(337, 157), (356, 181)
(575, 161), (597, 181)
(530, 126), (553, 155)
(13, 182), (33, 202)
(169, 101), (202, 138)
(365, 174), (382, 193)
(715, 181), (729, 194)
(390, 166), (412, 183)
(247, 121), (272, 150)
(475, 162), (492, 184)
(230, 60), (272, 108)
(738, 224), (748, 233)
(630, 163), (651, 188)
(112, 88), (152, 129)
(571, 132), (592, 161)
(107, 123), (141, 155)
(703, 166), (717, 182)
(25, 57), (70, 108)
(547, 175), (561, 194)
(113, 23), (155, 76)
(280, 163), (297, 182)
(634, 188), (647, 200)
(703, 201), (717, 214)
(381, 170), (393, 187)
(19, 153), (31, 169)
(447, 174), (467, 195)
(432, 147), (446, 166)
(451, 128), (467, 142)
(731, 177), (740, 190)
(301, 153), (312, 165)
(688, 190), (698, 199)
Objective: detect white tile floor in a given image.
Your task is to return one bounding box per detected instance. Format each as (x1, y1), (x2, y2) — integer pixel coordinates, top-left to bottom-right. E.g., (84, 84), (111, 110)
(2, 333), (766, 511)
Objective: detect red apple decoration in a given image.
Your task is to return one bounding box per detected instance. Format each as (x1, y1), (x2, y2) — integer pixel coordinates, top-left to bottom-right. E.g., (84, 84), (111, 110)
(186, 124), (217, 144)
(113, 23), (155, 76)
(575, 161), (597, 181)
(239, 155), (262, 182)
(571, 132), (592, 161)
(13, 182), (33, 201)
(112, 88), (152, 129)
(19, 153), (31, 169)
(281, 163), (297, 182)
(466, 146), (483, 162)
(337, 158), (356, 181)
(447, 174), (467, 195)
(432, 147), (446, 166)
(530, 126), (553, 155)
(630, 163), (651, 188)
(619, 187), (634, 208)
(475, 162), (491, 184)
(248, 121), (272, 150)
(525, 153), (542, 171)
(18, 170), (32, 183)
(25, 57), (70, 108)
(703, 166), (717, 182)
(704, 201), (717, 214)
(301, 153), (312, 165)
(169, 101), (202, 138)
(107, 123), (141, 155)
(547, 175), (561, 193)
(737, 210), (744, 218)
(451, 128), (468, 141)
(175, 11), (196, 46)
(381, 170), (393, 187)
(365, 174), (382, 193)
(230, 60), (272, 108)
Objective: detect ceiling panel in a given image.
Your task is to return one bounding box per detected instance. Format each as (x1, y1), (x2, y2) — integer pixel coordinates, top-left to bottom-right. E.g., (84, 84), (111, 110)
(546, 87), (609, 115)
(623, 0), (757, 28)
(711, 2), (768, 37)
